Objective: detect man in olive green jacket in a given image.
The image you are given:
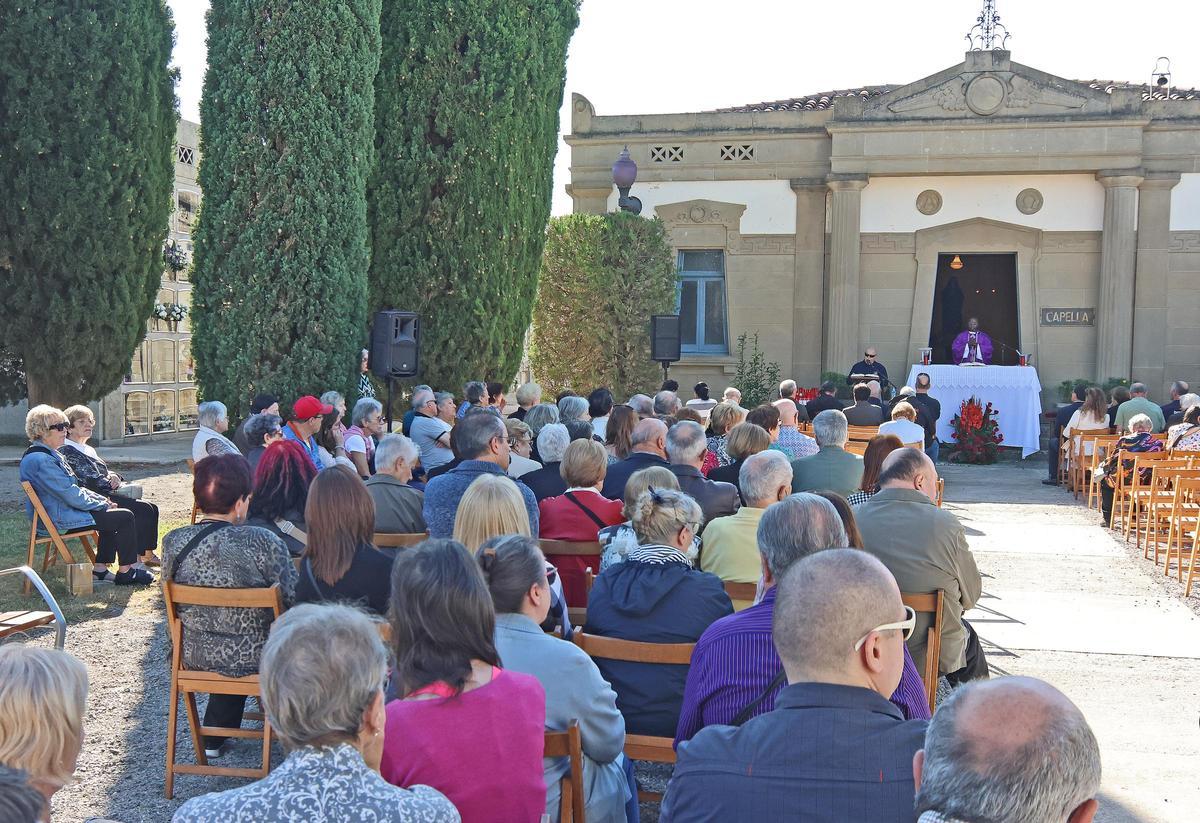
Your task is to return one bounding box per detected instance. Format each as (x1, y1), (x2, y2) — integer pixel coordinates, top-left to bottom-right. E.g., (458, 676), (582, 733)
(854, 448), (987, 685)
(789, 409), (863, 497)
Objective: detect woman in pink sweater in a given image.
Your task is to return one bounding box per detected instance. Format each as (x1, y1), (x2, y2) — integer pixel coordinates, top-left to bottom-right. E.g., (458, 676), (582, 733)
(381, 538), (546, 823)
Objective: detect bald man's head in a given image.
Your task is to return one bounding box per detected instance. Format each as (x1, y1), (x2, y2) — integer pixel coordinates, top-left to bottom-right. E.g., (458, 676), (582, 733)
(771, 398), (798, 426)
(878, 447), (938, 501)
(630, 418), (668, 457)
(916, 677), (1101, 823)
(772, 549), (905, 695)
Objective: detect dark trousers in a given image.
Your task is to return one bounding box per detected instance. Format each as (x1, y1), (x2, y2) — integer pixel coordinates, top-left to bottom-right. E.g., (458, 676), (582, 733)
(1101, 482), (1116, 524)
(88, 506), (139, 566)
(203, 693), (248, 749)
(110, 494), (159, 554)
(945, 619), (989, 686)
(623, 753), (640, 823)
(1047, 426), (1063, 481)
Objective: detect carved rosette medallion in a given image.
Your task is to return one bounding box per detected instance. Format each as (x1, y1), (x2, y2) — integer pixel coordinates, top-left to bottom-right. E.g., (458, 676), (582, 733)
(916, 190), (943, 216)
(964, 74), (1006, 116)
(1015, 188), (1044, 215)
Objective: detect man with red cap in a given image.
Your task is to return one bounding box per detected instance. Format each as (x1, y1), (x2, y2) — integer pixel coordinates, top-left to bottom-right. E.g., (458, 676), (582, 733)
(283, 395), (332, 470)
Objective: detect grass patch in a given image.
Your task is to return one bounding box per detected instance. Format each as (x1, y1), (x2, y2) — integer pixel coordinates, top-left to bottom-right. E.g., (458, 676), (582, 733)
(0, 511), (189, 626)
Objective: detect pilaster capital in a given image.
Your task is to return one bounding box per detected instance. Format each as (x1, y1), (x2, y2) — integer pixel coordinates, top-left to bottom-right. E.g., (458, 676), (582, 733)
(826, 173), (869, 193)
(790, 177), (829, 193)
(1139, 171), (1182, 191)
(1096, 168), (1145, 189)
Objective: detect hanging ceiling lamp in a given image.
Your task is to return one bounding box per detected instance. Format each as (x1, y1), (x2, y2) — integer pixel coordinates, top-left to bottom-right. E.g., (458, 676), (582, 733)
(950, 254), (964, 270)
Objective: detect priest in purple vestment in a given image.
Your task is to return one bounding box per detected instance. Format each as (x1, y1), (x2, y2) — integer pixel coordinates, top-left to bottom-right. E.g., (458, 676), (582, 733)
(952, 317), (993, 365)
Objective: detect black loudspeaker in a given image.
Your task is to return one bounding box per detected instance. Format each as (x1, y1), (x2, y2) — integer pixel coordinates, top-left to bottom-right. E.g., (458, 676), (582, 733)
(371, 311), (420, 378)
(651, 314), (682, 363)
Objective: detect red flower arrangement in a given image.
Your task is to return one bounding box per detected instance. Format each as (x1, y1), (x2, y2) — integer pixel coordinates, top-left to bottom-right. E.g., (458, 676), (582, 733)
(949, 396), (1004, 464)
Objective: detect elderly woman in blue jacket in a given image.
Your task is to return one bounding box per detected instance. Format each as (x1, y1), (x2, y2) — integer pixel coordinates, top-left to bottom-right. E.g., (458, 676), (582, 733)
(19, 405), (153, 586)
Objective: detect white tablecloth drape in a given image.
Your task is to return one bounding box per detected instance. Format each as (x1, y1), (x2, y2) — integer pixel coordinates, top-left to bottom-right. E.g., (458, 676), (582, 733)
(904, 365), (1043, 459)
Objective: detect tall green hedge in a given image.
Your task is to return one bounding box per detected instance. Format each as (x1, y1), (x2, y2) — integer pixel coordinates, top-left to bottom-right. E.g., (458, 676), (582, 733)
(532, 213), (677, 398)
(369, 0), (579, 391)
(192, 0), (381, 418)
(0, 1), (176, 408)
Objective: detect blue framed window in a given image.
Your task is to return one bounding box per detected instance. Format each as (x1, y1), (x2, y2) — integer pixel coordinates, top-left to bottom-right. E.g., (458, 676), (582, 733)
(677, 250), (728, 354)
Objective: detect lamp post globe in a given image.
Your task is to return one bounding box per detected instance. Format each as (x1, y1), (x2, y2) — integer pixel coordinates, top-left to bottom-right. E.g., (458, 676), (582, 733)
(612, 146), (642, 215)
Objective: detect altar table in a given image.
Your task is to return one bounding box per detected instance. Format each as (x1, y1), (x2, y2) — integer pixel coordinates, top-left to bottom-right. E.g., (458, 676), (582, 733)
(904, 364), (1043, 459)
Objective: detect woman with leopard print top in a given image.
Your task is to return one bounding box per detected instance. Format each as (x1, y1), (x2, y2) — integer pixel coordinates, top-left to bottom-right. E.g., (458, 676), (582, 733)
(162, 454), (297, 757)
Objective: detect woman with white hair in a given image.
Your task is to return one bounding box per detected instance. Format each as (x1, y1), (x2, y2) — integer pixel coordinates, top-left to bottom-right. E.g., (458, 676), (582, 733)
(0, 646), (89, 812)
(345, 397), (385, 478)
(584, 487), (733, 737)
(1099, 412), (1164, 524)
(19, 405), (153, 586)
(557, 394), (590, 425)
(365, 434), (426, 534)
(1167, 394), (1200, 449)
(524, 402), (560, 464)
(174, 604), (459, 823)
(192, 400), (239, 462)
(509, 382), (542, 421)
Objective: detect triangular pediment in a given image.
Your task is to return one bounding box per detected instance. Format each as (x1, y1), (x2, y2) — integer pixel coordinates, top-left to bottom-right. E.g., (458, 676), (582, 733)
(861, 51), (1111, 120)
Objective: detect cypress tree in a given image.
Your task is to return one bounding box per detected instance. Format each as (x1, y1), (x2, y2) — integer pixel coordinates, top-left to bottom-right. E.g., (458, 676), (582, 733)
(369, 0), (579, 391)
(192, 1), (381, 418)
(0, 1), (176, 408)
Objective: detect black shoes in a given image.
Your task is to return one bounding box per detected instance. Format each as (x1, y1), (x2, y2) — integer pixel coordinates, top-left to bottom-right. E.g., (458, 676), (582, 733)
(114, 566), (155, 586)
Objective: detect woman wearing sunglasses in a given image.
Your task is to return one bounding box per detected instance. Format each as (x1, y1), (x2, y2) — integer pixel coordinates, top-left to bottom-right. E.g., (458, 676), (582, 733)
(18, 405), (153, 586)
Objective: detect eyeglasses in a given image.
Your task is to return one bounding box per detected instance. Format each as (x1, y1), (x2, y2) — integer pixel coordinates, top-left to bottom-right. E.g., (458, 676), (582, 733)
(854, 606), (916, 651)
(47, 422), (70, 432)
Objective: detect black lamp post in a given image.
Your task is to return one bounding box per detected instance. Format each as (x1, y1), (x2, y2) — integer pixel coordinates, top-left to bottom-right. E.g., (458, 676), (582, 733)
(612, 146), (642, 215)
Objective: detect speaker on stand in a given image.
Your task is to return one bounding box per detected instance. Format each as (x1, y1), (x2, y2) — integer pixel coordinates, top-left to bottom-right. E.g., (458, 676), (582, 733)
(370, 310), (420, 431)
(651, 314), (682, 385)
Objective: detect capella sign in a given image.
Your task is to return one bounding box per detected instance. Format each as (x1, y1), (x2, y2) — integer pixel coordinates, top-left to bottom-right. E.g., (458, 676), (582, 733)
(1040, 308), (1094, 326)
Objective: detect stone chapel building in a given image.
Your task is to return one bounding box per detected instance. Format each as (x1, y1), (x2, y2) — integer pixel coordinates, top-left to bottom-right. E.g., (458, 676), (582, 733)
(565, 49), (1200, 404)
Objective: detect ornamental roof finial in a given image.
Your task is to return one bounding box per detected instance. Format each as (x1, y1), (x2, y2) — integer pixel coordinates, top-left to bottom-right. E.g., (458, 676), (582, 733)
(966, 0), (1011, 51)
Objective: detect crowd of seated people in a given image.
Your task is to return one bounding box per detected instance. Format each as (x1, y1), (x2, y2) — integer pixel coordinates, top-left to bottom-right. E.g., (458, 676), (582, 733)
(12, 373), (1121, 823)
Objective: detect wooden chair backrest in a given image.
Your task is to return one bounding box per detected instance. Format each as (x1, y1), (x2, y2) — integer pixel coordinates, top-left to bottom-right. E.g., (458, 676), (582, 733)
(901, 590), (944, 713)
(162, 581), (283, 672)
(935, 477), (945, 508)
(21, 482), (66, 539)
(1150, 432), (1168, 441)
(723, 581), (757, 601)
(372, 532), (427, 548)
(844, 441), (868, 456)
(1148, 463), (1199, 488)
(539, 540), (603, 557)
(1131, 453), (1184, 489)
(847, 426), (880, 441)
(571, 631), (695, 665)
(186, 458), (196, 473)
(544, 721), (585, 823)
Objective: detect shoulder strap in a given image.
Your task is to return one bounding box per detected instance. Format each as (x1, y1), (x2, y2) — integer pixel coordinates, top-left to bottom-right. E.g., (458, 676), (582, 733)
(302, 556), (327, 601)
(731, 668), (789, 727)
(564, 491), (608, 529)
(171, 522), (229, 582)
(23, 444), (56, 459)
(274, 518), (308, 546)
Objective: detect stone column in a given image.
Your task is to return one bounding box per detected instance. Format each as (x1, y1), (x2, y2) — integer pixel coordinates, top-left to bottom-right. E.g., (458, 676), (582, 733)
(790, 178), (828, 385)
(1095, 170), (1143, 381)
(1132, 172), (1180, 396)
(564, 184), (611, 215)
(824, 174), (868, 375)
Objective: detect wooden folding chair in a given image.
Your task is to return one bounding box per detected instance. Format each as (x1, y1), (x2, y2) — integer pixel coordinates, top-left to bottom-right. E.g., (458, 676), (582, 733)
(1086, 436), (1121, 511)
(163, 580), (283, 799)
(844, 441), (868, 456)
(847, 426), (880, 442)
(935, 477), (945, 508)
(186, 458), (200, 524)
(20, 481), (98, 595)
(571, 632), (695, 803)
(1057, 430), (1072, 486)
(1161, 477), (1200, 582)
(1120, 453), (1180, 540)
(1185, 517), (1200, 597)
(541, 539), (603, 621)
(544, 720), (586, 823)
(901, 590), (944, 713)
(0, 566), (67, 649)
(1138, 467), (1200, 560)
(723, 581), (757, 602)
(1072, 433), (1111, 499)
(372, 532), (427, 548)
(1110, 451), (1170, 531)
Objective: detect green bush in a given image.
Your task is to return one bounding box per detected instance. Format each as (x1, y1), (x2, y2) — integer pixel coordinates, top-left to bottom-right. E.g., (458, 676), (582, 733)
(531, 213), (676, 398)
(821, 371), (854, 401)
(192, 1), (381, 417)
(734, 333), (782, 408)
(368, 0), (579, 392)
(0, 1), (176, 407)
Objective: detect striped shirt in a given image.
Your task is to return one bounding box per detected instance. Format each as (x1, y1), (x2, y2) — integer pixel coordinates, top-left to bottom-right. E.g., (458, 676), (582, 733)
(674, 586), (931, 744)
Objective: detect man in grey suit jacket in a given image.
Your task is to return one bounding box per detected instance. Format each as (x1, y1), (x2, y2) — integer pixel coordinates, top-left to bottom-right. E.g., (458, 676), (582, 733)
(790, 410), (864, 497)
(843, 384), (884, 427)
(666, 420), (740, 529)
(854, 448), (987, 685)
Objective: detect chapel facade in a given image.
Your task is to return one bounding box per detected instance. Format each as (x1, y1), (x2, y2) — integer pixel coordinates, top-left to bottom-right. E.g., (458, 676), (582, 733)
(566, 50), (1200, 404)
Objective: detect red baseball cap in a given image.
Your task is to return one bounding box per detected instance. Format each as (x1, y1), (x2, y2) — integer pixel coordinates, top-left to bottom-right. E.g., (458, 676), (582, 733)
(292, 395), (334, 420)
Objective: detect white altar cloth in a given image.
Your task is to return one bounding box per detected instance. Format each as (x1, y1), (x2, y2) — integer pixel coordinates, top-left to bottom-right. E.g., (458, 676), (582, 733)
(905, 364), (1043, 459)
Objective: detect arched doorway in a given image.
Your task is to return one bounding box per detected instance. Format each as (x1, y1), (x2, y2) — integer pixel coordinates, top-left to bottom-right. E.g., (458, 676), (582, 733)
(929, 253), (1020, 364)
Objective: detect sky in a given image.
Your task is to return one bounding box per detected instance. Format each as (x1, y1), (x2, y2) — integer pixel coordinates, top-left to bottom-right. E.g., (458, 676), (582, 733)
(167, 0), (1198, 216)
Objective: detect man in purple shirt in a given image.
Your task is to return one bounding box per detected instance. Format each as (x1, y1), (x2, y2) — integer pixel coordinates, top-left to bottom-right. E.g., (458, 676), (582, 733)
(675, 493), (930, 745)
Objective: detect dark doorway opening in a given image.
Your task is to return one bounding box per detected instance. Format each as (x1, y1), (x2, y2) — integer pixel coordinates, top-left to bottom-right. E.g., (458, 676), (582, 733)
(929, 253), (1020, 365)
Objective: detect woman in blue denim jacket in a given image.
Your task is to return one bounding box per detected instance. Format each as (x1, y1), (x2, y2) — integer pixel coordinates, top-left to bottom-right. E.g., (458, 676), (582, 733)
(18, 405), (153, 586)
